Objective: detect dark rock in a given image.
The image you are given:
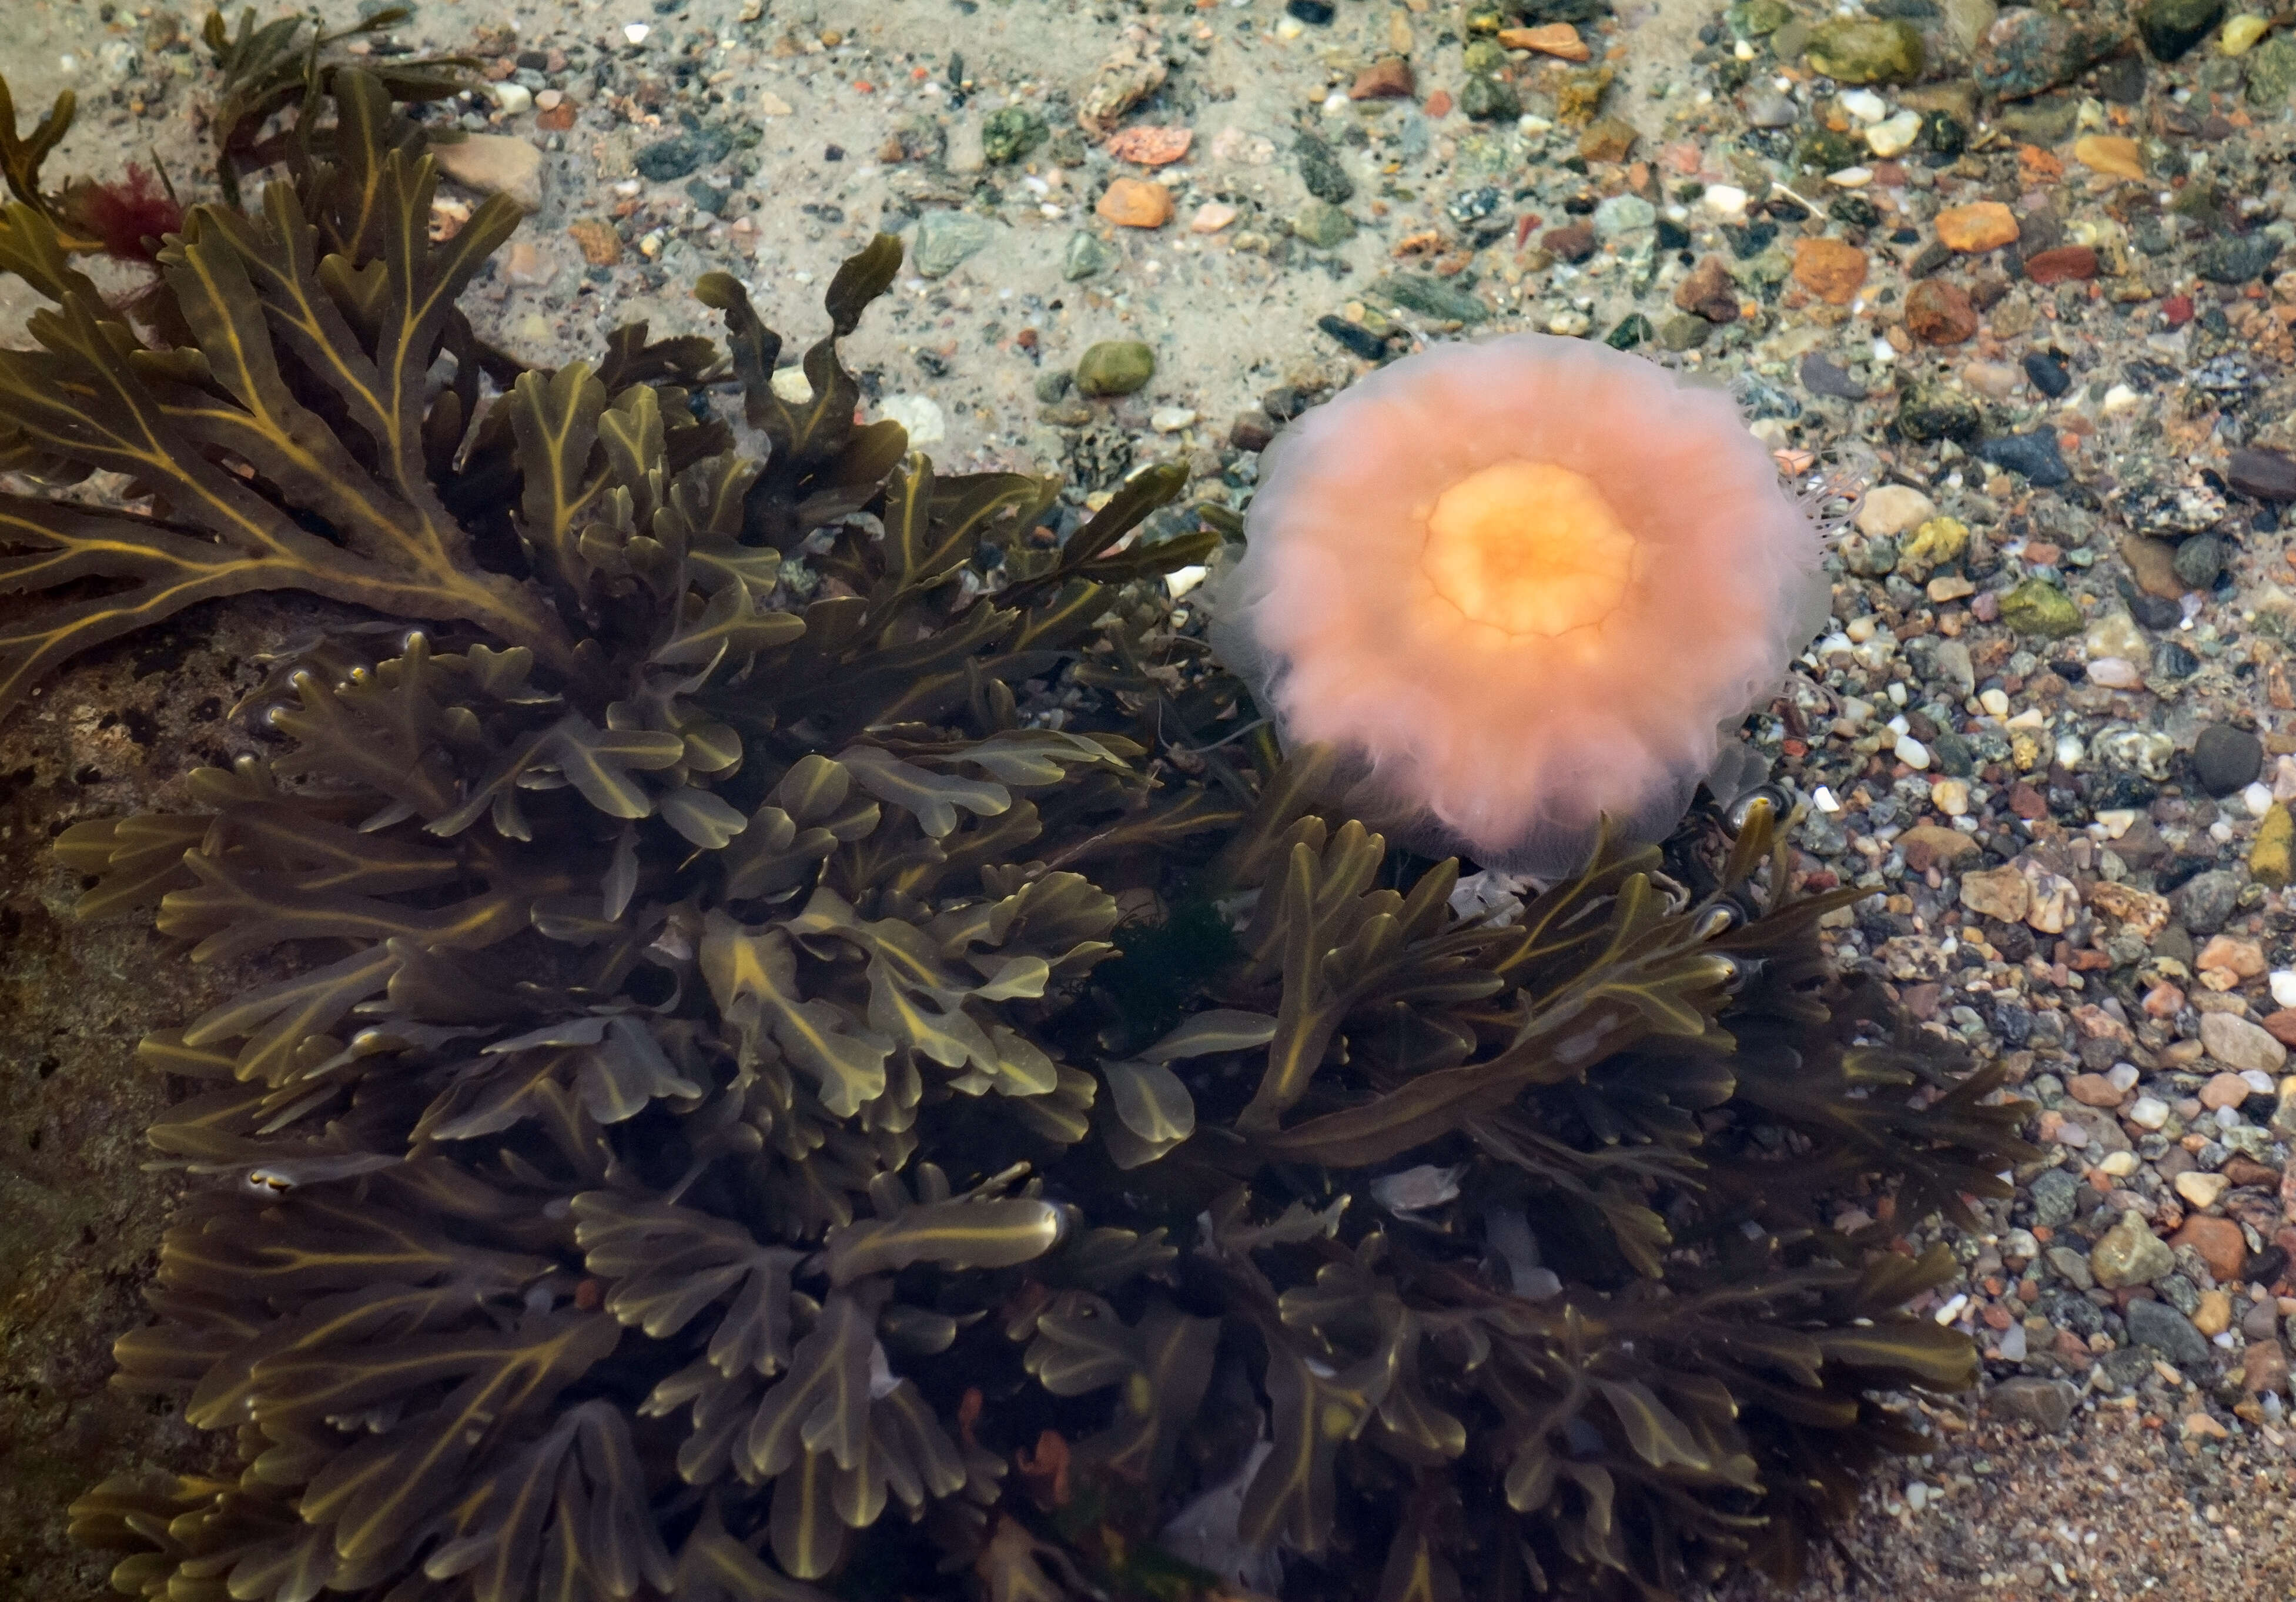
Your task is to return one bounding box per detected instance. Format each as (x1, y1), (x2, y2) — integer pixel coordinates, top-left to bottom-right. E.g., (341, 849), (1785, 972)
(1656, 216), (1692, 250)
(1295, 132), (1355, 204)
(1989, 1376), (2078, 1432)
(1604, 312), (1653, 349)
(685, 178), (727, 215)
(2172, 533), (2224, 591)
(1229, 411), (1276, 452)
(635, 132), (723, 181)
(2124, 1297), (2212, 1367)
(1285, 0), (1336, 21)
(2096, 52), (2148, 102)
(2229, 446), (2296, 501)
(1974, 9), (2130, 99)
(1800, 353), (1868, 399)
(2023, 350), (2073, 397)
(2193, 724), (2264, 795)
(2195, 232), (2280, 284)
(2172, 867), (2244, 934)
(1980, 430), (2070, 486)
(1897, 382), (1982, 443)
(1261, 384), (1308, 422)
(2139, 0), (2224, 61)
(2154, 639), (2200, 678)
(1317, 315), (1391, 361)
(2123, 587), (2180, 628)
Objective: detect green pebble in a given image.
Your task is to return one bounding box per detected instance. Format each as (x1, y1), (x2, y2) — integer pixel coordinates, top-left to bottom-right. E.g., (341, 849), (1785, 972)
(2000, 578), (2084, 640)
(1463, 39), (1508, 72)
(1075, 340), (1156, 397)
(1805, 18), (1926, 83)
(1605, 312), (1654, 350)
(1658, 313), (1711, 352)
(981, 106), (1048, 165)
(1371, 272), (1488, 323)
(1291, 198), (1357, 249)
(2248, 32), (2296, 104)
(1728, 0), (1792, 36)
(1062, 230), (1119, 282)
(1460, 73), (1522, 121)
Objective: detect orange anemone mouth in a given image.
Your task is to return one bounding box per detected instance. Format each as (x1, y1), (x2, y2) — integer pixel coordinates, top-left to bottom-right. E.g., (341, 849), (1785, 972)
(1414, 460), (1642, 650)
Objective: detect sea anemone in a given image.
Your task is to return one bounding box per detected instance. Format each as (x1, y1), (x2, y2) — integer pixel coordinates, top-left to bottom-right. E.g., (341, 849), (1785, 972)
(1217, 334), (1832, 879)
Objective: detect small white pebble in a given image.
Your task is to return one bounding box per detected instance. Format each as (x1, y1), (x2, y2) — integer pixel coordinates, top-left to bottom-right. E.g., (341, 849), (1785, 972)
(1165, 565), (1209, 601)
(2107, 1062), (2141, 1092)
(491, 82), (533, 115)
(1812, 785), (1841, 812)
(624, 22), (651, 44)
(1980, 687), (2011, 717)
(2243, 1069), (2277, 1095)
(1702, 184), (1749, 218)
(1896, 733), (1931, 770)
(1149, 406), (1198, 433)
(2271, 969), (2296, 1009)
(1865, 111), (1923, 158)
(1840, 89), (1887, 122)
(770, 367), (814, 405)
(2245, 781), (2277, 818)
(878, 393), (947, 446)
(2127, 1095), (2170, 1131)
(2098, 1149), (2141, 1177)
(1826, 166), (1873, 188)
(2101, 383), (2143, 414)
(1932, 777), (1970, 815)
(2054, 733), (2085, 770)
(2086, 656), (2142, 689)
(613, 178), (643, 198)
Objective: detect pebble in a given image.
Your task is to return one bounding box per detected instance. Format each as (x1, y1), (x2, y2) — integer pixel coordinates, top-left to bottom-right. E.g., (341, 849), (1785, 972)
(433, 133), (544, 211)
(1075, 340), (1157, 397)
(2071, 133), (2145, 179)
(2200, 1011), (2289, 1074)
(878, 394), (947, 446)
(1063, 230), (1120, 282)
(1980, 432), (2071, 488)
(1499, 23), (1593, 61)
(1675, 256), (1743, 322)
(2228, 446), (2296, 501)
(1350, 58), (1416, 99)
(913, 210), (996, 277)
(1866, 111), (1923, 156)
(2223, 13), (2271, 54)
(1149, 406), (1197, 433)
(1905, 279), (1979, 345)
(491, 82), (533, 116)
(1097, 177), (1174, 229)
(2090, 1210), (2175, 1287)
(1934, 200), (2020, 253)
(2193, 723), (2264, 795)
(1291, 198), (1356, 248)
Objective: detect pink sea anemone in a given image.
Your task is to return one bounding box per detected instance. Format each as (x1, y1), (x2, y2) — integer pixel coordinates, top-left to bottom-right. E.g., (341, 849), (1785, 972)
(1215, 333), (1832, 880)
